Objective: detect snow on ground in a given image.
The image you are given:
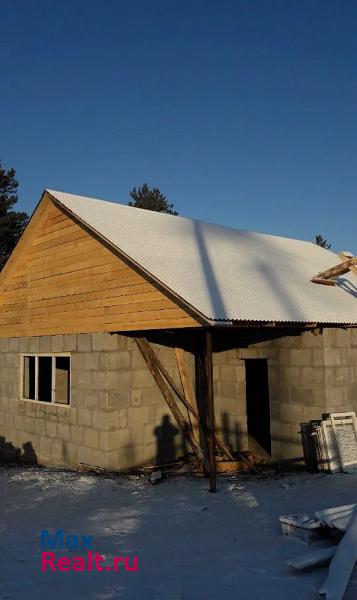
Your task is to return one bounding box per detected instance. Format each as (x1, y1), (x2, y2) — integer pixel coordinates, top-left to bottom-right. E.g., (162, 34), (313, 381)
(0, 466), (356, 600)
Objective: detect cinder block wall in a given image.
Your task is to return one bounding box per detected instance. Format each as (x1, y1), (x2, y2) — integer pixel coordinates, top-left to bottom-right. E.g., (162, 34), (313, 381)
(0, 333), (195, 470)
(0, 328), (355, 469)
(213, 350), (247, 452)
(231, 328), (357, 460)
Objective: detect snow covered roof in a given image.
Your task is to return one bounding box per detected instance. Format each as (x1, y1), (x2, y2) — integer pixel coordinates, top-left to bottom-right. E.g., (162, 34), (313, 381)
(46, 189), (357, 325)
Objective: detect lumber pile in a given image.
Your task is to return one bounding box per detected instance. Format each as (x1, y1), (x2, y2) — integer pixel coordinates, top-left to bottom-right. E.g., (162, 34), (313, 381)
(300, 412), (357, 473)
(285, 504), (357, 599)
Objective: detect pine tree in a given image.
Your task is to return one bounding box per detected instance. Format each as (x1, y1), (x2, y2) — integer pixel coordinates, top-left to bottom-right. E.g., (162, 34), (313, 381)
(128, 183), (178, 215)
(0, 162), (29, 270)
(315, 234), (331, 249)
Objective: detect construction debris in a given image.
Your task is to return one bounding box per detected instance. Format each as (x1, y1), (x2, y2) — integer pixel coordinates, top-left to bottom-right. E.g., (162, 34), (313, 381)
(319, 507), (357, 600)
(150, 470), (163, 485)
(285, 503), (357, 599)
(288, 547), (336, 572)
(280, 513), (329, 544)
(300, 412), (357, 473)
(311, 256), (357, 285)
(316, 504), (355, 533)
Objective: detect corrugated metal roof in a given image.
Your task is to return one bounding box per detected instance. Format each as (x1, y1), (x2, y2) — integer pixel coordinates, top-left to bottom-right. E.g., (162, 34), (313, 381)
(46, 189), (357, 325)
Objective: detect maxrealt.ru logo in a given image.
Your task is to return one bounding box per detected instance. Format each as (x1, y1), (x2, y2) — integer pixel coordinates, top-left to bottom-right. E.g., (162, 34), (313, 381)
(40, 530), (138, 573)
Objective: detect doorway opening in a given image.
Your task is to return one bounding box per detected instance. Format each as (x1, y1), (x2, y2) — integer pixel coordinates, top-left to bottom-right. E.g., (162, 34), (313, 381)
(245, 359), (271, 456)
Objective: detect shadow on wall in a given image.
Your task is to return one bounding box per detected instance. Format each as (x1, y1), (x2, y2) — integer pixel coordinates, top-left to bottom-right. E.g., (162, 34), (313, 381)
(0, 437), (38, 465)
(154, 415), (187, 465)
(221, 411), (245, 452)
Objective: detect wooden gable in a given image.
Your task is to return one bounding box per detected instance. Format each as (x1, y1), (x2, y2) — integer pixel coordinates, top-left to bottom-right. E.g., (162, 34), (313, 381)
(0, 193), (203, 337)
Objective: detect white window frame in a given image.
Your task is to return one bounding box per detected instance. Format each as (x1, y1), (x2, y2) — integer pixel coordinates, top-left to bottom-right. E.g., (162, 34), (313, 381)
(20, 353), (71, 406)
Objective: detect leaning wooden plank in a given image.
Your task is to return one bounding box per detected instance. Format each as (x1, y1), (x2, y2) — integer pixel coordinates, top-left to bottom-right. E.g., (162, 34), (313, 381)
(339, 252), (357, 276)
(135, 338), (207, 468)
(319, 508), (357, 599)
(316, 505), (355, 533)
(311, 278), (337, 286)
(141, 339), (200, 421)
(175, 347), (200, 443)
(314, 256), (357, 281)
(288, 547), (336, 572)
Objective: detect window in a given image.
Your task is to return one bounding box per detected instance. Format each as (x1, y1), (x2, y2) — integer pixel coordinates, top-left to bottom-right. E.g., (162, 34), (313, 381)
(21, 354), (71, 405)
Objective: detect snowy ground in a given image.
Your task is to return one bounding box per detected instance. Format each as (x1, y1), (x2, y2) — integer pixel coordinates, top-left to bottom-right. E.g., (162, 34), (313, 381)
(0, 466), (356, 600)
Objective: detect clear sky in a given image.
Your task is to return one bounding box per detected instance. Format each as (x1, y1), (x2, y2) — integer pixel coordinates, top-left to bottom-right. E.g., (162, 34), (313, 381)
(1, 0), (356, 251)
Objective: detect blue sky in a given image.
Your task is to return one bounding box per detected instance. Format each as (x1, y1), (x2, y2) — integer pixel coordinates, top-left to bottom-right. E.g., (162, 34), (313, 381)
(1, 0), (356, 251)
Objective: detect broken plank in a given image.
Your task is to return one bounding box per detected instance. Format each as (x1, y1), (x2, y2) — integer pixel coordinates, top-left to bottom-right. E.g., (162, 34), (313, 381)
(288, 546), (336, 572)
(319, 508), (357, 600)
(314, 257), (357, 281)
(316, 504), (355, 533)
(311, 278), (337, 286)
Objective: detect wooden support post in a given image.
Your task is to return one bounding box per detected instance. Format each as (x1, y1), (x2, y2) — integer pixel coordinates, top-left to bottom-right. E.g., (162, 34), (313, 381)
(135, 338), (208, 468)
(204, 331), (216, 493)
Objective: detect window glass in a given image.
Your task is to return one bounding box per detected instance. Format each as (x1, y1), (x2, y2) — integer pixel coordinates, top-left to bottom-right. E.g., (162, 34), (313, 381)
(38, 356), (52, 403)
(23, 356), (35, 400)
(55, 356), (70, 405)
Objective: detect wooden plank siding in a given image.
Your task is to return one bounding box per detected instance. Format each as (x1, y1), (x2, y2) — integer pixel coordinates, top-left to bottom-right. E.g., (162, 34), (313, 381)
(0, 194), (203, 337)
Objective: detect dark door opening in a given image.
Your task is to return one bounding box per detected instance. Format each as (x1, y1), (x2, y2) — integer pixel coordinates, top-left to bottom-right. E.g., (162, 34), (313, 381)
(245, 359), (271, 456)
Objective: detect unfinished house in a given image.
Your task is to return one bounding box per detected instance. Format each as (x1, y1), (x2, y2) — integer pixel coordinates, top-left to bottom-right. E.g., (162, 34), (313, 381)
(0, 190), (356, 484)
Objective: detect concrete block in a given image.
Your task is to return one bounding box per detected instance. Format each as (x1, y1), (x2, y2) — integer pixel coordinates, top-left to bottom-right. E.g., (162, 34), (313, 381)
(325, 348), (344, 367)
(138, 382), (160, 406)
(131, 389), (142, 407)
(39, 336), (52, 353)
(106, 371), (121, 390)
(84, 428), (99, 448)
(62, 441), (78, 464)
(39, 436), (51, 456)
(29, 337), (40, 353)
(108, 390), (130, 408)
(132, 368), (154, 389)
(46, 421), (57, 437)
(289, 349), (312, 367)
(84, 353), (100, 371)
(58, 423), (70, 440)
(92, 333), (118, 352)
(301, 367), (324, 386)
(63, 334), (77, 351)
(119, 408), (128, 428)
(71, 425), (84, 443)
(50, 439), (64, 461)
(8, 338), (19, 352)
(78, 409), (92, 427)
(51, 335), (64, 353)
(78, 446), (107, 469)
(108, 351), (131, 370)
(77, 334), (91, 352)
(130, 349), (146, 369)
(18, 338), (30, 353)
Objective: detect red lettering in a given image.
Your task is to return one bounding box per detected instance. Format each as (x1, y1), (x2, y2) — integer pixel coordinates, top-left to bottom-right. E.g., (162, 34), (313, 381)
(57, 557), (71, 571)
(94, 553), (104, 571)
(113, 556), (123, 571)
(124, 556), (138, 571)
(41, 552), (56, 572)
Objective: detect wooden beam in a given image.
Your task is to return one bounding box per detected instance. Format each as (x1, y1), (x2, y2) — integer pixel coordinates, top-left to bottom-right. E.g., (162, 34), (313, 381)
(204, 331), (216, 493)
(311, 278), (336, 286)
(312, 256), (357, 283)
(138, 338), (200, 421)
(339, 251), (357, 277)
(175, 348), (200, 443)
(135, 338), (207, 467)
